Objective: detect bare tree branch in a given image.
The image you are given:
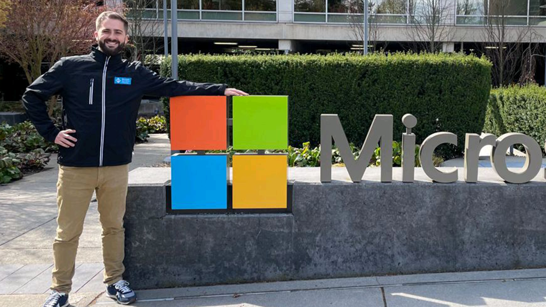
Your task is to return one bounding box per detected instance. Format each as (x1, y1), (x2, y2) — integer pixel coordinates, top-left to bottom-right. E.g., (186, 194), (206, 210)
(405, 0), (455, 52)
(480, 0), (542, 86)
(0, 0), (122, 84)
(125, 0), (163, 62)
(0, 0), (122, 114)
(0, 0), (10, 29)
(348, 0), (386, 53)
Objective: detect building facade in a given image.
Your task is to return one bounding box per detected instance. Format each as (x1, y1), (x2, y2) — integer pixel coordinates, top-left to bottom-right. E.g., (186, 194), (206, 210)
(115, 0), (546, 54)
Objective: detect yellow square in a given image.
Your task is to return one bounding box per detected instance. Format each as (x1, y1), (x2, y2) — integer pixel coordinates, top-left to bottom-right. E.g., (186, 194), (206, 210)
(232, 155), (287, 209)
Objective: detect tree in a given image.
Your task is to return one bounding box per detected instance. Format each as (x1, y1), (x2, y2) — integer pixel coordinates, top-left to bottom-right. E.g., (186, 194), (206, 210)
(0, 0), (122, 115)
(406, 0), (455, 52)
(347, 0), (383, 53)
(457, 0), (480, 15)
(0, 0), (116, 85)
(0, 0), (10, 29)
(481, 0), (541, 86)
(124, 0), (164, 62)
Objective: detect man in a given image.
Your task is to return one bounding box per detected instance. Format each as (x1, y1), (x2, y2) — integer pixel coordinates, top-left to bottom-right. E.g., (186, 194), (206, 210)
(23, 11), (247, 307)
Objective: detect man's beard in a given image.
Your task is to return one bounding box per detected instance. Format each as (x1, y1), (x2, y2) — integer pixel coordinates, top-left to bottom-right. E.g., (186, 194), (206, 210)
(98, 39), (125, 56)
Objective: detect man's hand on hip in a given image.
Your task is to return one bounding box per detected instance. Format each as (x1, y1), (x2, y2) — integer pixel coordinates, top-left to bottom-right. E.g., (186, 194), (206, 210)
(224, 88), (248, 96)
(55, 129), (77, 148)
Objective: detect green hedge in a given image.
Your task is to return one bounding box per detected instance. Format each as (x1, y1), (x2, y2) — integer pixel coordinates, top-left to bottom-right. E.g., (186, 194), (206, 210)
(161, 53), (491, 158)
(484, 84), (546, 147)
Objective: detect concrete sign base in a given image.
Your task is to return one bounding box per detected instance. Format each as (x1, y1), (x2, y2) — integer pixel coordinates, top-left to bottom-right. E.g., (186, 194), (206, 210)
(124, 167), (546, 289)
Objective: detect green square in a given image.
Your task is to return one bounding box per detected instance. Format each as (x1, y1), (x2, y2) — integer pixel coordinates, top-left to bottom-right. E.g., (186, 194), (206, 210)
(233, 96), (288, 150)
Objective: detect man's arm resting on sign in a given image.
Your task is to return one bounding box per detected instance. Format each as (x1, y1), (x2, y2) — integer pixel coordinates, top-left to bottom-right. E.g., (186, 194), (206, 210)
(224, 88), (248, 96)
(139, 64), (248, 97)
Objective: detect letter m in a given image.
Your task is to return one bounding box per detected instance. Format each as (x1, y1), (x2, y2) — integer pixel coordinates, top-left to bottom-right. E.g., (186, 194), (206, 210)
(320, 114), (393, 183)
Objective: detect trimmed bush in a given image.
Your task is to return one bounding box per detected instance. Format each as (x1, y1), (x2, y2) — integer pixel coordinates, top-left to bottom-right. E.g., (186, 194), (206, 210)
(484, 84), (546, 148)
(161, 53), (492, 158)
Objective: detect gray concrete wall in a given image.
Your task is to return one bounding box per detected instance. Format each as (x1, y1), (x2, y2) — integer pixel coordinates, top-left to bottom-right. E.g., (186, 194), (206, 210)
(138, 100), (164, 118)
(0, 112), (28, 125)
(144, 20), (546, 44)
(140, 0), (546, 44)
(124, 167), (546, 289)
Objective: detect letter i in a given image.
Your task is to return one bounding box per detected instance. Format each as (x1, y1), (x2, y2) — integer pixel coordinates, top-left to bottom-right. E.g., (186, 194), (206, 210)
(402, 114), (417, 183)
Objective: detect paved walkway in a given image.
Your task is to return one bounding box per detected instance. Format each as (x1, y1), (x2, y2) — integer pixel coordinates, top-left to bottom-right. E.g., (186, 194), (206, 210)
(0, 134), (171, 306)
(2, 135), (546, 306)
(94, 269), (546, 306)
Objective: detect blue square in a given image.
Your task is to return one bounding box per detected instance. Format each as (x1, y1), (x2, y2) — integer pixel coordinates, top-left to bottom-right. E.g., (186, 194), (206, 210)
(171, 154), (227, 210)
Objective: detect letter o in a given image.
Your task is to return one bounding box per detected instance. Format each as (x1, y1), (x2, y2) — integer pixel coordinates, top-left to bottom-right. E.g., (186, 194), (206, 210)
(491, 133), (542, 184)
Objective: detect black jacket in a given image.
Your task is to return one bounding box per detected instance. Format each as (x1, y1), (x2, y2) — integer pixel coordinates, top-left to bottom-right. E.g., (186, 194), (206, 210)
(22, 47), (226, 167)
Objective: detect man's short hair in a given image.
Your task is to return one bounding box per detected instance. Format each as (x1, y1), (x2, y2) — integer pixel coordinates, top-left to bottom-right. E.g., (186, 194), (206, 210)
(96, 11), (129, 34)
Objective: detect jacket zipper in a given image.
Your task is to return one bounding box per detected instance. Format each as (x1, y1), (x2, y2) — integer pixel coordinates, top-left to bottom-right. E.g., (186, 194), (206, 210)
(100, 57), (110, 167)
(89, 79), (94, 105)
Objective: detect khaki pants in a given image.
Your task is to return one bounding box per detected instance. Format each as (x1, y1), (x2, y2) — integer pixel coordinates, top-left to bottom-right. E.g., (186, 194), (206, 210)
(51, 164), (129, 293)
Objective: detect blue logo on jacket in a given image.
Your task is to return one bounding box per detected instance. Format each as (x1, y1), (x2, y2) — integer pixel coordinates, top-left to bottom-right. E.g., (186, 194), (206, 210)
(114, 77), (132, 85)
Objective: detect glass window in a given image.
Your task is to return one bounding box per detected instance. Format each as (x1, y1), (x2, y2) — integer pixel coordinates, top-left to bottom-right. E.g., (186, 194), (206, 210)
(202, 0), (242, 10)
(408, 0), (425, 17)
(295, 0), (326, 12)
(164, 0), (171, 8)
(529, 0), (546, 25)
(245, 0), (276, 11)
(457, 0), (486, 15)
(125, 0), (159, 8)
(328, 0), (363, 13)
(245, 12), (277, 20)
(529, 0), (546, 16)
(178, 0), (199, 9)
(373, 0), (407, 14)
(162, 0), (198, 9)
(409, 0), (453, 23)
(489, 0), (527, 15)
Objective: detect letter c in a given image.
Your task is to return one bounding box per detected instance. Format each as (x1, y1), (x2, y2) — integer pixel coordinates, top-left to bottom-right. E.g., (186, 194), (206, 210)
(419, 132), (458, 183)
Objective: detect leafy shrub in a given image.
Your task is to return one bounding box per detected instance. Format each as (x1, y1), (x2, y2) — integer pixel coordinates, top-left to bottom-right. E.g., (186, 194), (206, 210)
(0, 146), (22, 183)
(135, 115), (167, 143)
(135, 118), (150, 143)
(15, 149), (51, 173)
(0, 122), (54, 183)
(372, 141), (416, 167)
(288, 142), (320, 167)
(0, 121), (57, 153)
(161, 53), (492, 159)
(484, 84), (546, 149)
(203, 141), (440, 167)
(146, 115), (167, 133)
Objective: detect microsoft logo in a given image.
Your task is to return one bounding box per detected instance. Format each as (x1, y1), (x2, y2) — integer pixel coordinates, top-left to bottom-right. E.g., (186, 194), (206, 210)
(168, 96), (289, 213)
